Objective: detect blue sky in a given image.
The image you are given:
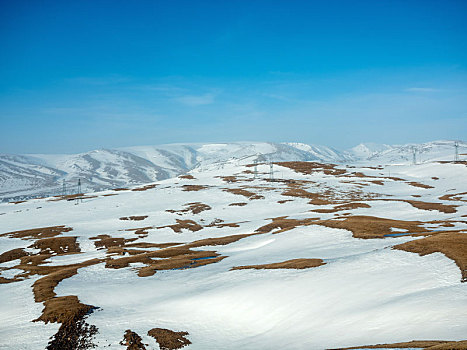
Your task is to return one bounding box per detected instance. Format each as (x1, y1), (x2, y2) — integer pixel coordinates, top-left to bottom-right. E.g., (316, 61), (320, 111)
(1, 0), (466, 153)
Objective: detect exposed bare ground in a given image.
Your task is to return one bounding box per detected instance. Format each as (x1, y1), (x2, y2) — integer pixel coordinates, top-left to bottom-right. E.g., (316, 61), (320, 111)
(231, 258), (325, 270)
(158, 219), (203, 233)
(439, 192), (467, 202)
(311, 202), (371, 213)
(187, 234), (252, 248)
(0, 225), (72, 240)
(277, 161), (347, 176)
(90, 234), (138, 250)
(30, 236), (81, 255)
(407, 181), (434, 189)
(255, 217), (319, 234)
(229, 202), (247, 206)
(147, 328), (191, 350)
(32, 259), (102, 302)
(223, 188), (264, 200)
(332, 340), (467, 349)
(394, 232), (467, 282)
(0, 248), (28, 263)
(120, 216), (148, 221)
(120, 330), (147, 349)
(34, 295), (94, 324)
(181, 184), (208, 192)
(316, 215), (425, 239)
(166, 202), (212, 215)
(132, 184), (157, 191)
(404, 200), (457, 213)
(178, 174), (195, 180)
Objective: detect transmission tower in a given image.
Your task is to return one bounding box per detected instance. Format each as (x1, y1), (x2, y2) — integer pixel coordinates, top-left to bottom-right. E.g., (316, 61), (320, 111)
(62, 180), (67, 197)
(269, 160), (274, 180)
(253, 159), (258, 179)
(412, 147), (417, 165)
(454, 141), (459, 162)
(76, 178), (83, 204)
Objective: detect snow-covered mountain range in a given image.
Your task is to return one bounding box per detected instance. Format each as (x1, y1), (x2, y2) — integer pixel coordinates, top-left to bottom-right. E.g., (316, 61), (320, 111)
(1, 140), (465, 202)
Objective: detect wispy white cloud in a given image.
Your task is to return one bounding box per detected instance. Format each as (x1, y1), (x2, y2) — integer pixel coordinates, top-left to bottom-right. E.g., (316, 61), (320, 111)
(405, 87), (440, 92)
(173, 93), (215, 106)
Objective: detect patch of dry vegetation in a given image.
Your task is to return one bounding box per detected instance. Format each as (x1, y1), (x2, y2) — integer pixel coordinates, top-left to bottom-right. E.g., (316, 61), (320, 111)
(0, 248), (28, 263)
(407, 181), (434, 189)
(147, 328), (191, 350)
(120, 330), (147, 350)
(120, 215), (148, 221)
(439, 192), (467, 202)
(166, 202), (212, 215)
(231, 258), (325, 270)
(229, 202), (248, 206)
(30, 236), (81, 255)
(277, 161), (347, 176)
(178, 174), (195, 180)
(255, 216), (319, 234)
(0, 225), (72, 240)
(181, 185), (208, 192)
(404, 200), (457, 213)
(132, 184), (157, 192)
(334, 340), (467, 349)
(158, 219), (203, 233)
(394, 232), (467, 282)
(311, 202), (371, 213)
(316, 215), (425, 239)
(223, 188), (264, 200)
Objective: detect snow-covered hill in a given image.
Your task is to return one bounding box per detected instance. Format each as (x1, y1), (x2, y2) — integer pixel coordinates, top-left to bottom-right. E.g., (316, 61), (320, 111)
(0, 142), (350, 202)
(349, 140), (467, 164)
(1, 156), (466, 349)
(1, 140), (465, 202)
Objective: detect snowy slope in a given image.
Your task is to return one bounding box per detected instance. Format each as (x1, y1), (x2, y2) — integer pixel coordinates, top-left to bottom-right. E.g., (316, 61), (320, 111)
(0, 142), (351, 202)
(0, 157), (466, 349)
(349, 140), (467, 164)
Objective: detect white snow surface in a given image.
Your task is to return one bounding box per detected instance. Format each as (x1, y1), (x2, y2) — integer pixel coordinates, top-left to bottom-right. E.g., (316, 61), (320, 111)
(0, 153), (466, 349)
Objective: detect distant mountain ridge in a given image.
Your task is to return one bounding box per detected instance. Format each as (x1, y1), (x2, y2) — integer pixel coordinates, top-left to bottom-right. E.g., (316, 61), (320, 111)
(1, 140), (465, 201)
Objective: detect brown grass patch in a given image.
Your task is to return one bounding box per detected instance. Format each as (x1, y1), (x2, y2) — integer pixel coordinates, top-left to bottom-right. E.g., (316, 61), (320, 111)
(125, 226), (153, 238)
(34, 295), (94, 324)
(229, 202), (247, 206)
(132, 184), (157, 192)
(30, 236), (81, 255)
(278, 161), (347, 176)
(439, 192), (467, 202)
(120, 330), (147, 350)
(405, 200), (457, 213)
(187, 234), (252, 248)
(0, 225), (72, 240)
(282, 187), (334, 205)
(0, 248), (28, 263)
(370, 180), (384, 185)
(120, 215), (148, 221)
(311, 202), (371, 213)
(407, 181), (434, 189)
(10, 200), (27, 204)
(256, 217), (319, 234)
(394, 232), (467, 282)
(316, 215), (425, 239)
(178, 174), (195, 180)
(223, 188), (264, 200)
(158, 219), (203, 233)
(147, 328), (191, 350)
(181, 184), (207, 192)
(334, 340), (467, 349)
(102, 193), (117, 197)
(231, 258), (325, 270)
(166, 202), (212, 215)
(32, 259), (101, 302)
(113, 187), (129, 191)
(90, 234), (137, 250)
